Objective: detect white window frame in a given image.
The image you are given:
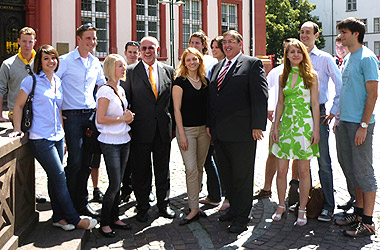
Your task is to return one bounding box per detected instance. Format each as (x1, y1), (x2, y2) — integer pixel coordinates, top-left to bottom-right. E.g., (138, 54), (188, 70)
(346, 0), (357, 11)
(221, 3), (238, 33)
(136, 0), (160, 43)
(374, 41), (380, 57)
(374, 18), (380, 33)
(182, 0), (202, 50)
(81, 0), (109, 57)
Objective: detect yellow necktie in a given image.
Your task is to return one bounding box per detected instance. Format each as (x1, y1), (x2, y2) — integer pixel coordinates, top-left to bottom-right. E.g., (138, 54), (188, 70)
(149, 66), (158, 99)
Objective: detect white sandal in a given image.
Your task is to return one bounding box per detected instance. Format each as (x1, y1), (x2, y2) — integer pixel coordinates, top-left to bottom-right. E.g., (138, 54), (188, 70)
(272, 205), (286, 221)
(297, 209), (307, 226)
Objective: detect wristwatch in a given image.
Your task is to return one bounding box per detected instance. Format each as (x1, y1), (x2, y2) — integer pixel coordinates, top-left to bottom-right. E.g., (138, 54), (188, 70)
(360, 122), (368, 128)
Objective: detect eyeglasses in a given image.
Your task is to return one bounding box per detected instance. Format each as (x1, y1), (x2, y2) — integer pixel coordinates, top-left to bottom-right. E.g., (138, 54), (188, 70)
(141, 46), (155, 51)
(25, 64), (32, 75)
(222, 39), (238, 44)
(126, 41), (140, 47)
(77, 23), (96, 35)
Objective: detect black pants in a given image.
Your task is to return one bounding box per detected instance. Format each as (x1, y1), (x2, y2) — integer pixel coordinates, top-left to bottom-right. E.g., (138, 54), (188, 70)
(214, 140), (257, 224)
(131, 129), (171, 212)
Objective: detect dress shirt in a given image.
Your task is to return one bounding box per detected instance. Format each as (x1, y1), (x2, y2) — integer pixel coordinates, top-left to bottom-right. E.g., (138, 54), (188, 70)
(142, 60), (159, 93)
(309, 46), (342, 115)
(56, 47), (106, 110)
(20, 72), (64, 141)
(267, 64), (283, 114)
(218, 52), (242, 77)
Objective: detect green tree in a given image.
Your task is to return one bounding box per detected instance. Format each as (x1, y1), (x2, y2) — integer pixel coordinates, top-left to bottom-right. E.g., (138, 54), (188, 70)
(266, 0), (325, 64)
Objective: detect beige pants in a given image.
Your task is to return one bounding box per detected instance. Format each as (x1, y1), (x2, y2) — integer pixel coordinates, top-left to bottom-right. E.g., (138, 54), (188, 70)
(177, 125), (210, 209)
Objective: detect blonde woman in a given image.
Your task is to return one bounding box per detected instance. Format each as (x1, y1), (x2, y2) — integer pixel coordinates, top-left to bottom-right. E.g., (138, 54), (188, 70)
(173, 47), (210, 225)
(271, 39), (320, 226)
(96, 54), (134, 237)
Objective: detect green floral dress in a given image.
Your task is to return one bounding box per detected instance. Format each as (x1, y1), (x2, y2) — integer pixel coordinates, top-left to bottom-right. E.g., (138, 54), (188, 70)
(271, 67), (319, 160)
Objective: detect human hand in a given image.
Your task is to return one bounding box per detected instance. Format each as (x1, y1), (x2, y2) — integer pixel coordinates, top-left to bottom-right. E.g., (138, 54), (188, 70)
(179, 134), (188, 151)
(355, 127), (367, 146)
(310, 129), (320, 146)
(321, 113), (335, 124)
(123, 109), (135, 124)
(8, 130), (24, 138)
(252, 129), (264, 141)
(267, 110), (274, 122)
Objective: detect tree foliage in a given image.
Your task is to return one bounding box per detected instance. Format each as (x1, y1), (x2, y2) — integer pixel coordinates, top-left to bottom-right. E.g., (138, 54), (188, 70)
(266, 0), (325, 64)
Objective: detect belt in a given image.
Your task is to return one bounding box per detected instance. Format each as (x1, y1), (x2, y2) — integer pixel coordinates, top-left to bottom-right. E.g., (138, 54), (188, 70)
(62, 109), (95, 114)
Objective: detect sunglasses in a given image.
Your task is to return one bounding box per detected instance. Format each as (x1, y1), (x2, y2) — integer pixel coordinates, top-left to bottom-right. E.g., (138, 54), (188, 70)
(25, 64), (32, 75)
(77, 23), (96, 34)
(141, 46), (155, 51)
(127, 41), (140, 47)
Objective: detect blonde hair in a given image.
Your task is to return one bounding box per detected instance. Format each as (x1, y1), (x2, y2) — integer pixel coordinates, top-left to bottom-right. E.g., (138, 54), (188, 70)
(175, 47), (207, 86)
(281, 39), (315, 89)
(103, 54), (126, 82)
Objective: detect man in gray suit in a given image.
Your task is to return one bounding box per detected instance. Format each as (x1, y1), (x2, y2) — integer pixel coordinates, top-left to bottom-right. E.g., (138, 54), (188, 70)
(121, 36), (175, 222)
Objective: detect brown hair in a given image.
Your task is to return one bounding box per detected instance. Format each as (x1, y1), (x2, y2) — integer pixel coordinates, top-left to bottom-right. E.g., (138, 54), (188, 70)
(19, 27), (36, 38)
(76, 23), (97, 37)
(189, 30), (209, 55)
(281, 39), (315, 89)
(222, 30), (243, 43)
(210, 36), (224, 54)
(336, 17), (365, 44)
(175, 47), (207, 86)
(33, 45), (60, 74)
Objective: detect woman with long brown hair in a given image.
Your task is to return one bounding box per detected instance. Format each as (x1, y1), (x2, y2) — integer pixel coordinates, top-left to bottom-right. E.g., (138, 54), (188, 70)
(172, 47), (210, 225)
(271, 39), (320, 226)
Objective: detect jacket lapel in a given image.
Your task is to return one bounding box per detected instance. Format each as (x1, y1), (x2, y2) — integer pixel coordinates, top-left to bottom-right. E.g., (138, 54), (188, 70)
(218, 54), (243, 91)
(157, 63), (167, 99)
(136, 61), (157, 100)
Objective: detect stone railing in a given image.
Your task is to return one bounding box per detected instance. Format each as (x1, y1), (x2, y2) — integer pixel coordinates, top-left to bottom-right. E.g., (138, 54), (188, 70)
(0, 116), (38, 250)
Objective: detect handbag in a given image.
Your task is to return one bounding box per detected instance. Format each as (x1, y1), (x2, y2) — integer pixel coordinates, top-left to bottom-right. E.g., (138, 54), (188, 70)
(83, 84), (125, 154)
(306, 183), (324, 219)
(21, 74), (37, 132)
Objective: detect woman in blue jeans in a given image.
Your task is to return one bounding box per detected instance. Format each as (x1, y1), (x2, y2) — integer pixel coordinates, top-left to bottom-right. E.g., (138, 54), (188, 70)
(96, 54), (134, 237)
(9, 45), (97, 231)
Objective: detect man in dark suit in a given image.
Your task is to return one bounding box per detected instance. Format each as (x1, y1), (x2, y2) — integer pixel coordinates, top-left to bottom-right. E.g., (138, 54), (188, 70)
(121, 36), (175, 222)
(208, 30), (268, 233)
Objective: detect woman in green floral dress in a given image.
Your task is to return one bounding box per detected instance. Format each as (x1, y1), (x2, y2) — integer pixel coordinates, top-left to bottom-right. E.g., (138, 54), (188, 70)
(271, 39), (320, 226)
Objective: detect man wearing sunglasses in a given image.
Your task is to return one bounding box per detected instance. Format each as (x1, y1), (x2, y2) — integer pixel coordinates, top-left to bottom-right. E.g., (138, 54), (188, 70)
(121, 36), (175, 222)
(0, 27), (37, 123)
(56, 23), (106, 218)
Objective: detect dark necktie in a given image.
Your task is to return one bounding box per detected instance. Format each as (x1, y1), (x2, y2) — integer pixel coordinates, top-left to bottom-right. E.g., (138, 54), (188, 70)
(217, 60), (232, 91)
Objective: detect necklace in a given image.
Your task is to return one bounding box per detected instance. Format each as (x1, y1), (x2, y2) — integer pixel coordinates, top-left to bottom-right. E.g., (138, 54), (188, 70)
(187, 75), (200, 82)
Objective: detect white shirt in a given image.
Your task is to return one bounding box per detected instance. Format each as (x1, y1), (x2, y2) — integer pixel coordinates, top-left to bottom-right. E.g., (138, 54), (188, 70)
(142, 60), (159, 93)
(203, 54), (218, 76)
(95, 83), (131, 144)
(218, 52), (242, 77)
(267, 64), (283, 120)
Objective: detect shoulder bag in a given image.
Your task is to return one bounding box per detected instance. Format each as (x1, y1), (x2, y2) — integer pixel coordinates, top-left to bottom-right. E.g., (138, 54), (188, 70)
(21, 74), (37, 132)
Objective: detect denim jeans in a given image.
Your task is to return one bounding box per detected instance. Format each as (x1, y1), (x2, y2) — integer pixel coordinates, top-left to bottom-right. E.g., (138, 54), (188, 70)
(317, 105), (335, 212)
(29, 138), (81, 225)
(100, 142), (130, 226)
(62, 111), (92, 210)
(203, 145), (223, 202)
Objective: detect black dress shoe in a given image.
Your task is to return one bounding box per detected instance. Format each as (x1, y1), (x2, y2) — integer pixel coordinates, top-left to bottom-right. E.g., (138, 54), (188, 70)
(93, 187), (104, 203)
(120, 192), (131, 204)
(198, 210), (207, 218)
(78, 204), (99, 218)
(158, 206), (176, 219)
(228, 222), (248, 233)
(136, 211), (149, 222)
(112, 223), (132, 230)
(218, 213), (234, 222)
(99, 228), (116, 238)
(179, 213), (200, 226)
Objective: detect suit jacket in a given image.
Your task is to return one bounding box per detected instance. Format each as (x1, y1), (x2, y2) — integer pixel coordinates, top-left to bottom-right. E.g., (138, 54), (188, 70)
(208, 54), (268, 142)
(121, 60), (175, 144)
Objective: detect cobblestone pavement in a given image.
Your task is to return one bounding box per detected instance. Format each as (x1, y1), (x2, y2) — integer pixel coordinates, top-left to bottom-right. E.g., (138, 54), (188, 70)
(34, 106), (380, 249)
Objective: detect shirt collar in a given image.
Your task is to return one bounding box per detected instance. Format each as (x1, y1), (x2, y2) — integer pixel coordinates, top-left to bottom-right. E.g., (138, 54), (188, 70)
(224, 52), (242, 67)
(73, 47), (95, 62)
(142, 60), (158, 71)
(309, 46), (321, 56)
(17, 48), (36, 65)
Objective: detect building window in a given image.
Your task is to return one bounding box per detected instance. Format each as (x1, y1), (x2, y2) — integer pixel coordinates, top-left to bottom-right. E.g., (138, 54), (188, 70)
(374, 18), (380, 33)
(136, 0), (160, 42)
(361, 18), (367, 33)
(182, 0), (202, 50)
(221, 3), (238, 33)
(81, 0), (109, 57)
(363, 41), (368, 47)
(346, 0), (356, 11)
(375, 41), (380, 56)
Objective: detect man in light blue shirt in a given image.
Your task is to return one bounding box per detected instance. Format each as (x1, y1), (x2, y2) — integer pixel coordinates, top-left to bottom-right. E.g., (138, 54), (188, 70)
(56, 23), (106, 217)
(335, 17), (378, 237)
(299, 21), (342, 222)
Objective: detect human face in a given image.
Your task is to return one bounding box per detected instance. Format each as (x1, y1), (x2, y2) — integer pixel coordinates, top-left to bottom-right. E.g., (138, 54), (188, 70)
(115, 59), (127, 80)
(184, 53), (200, 73)
(41, 52), (58, 75)
(140, 39), (158, 66)
(222, 34), (242, 60)
(189, 37), (204, 54)
(77, 30), (97, 55)
(339, 28), (358, 49)
(211, 41), (225, 61)
(287, 45), (304, 67)
(335, 41), (349, 59)
(300, 23), (318, 50)
(17, 34), (36, 55)
(124, 46), (140, 65)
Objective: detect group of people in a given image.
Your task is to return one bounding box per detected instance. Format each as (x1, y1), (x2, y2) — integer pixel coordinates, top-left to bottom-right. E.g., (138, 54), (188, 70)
(1, 16), (378, 238)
